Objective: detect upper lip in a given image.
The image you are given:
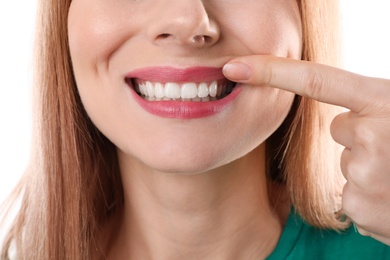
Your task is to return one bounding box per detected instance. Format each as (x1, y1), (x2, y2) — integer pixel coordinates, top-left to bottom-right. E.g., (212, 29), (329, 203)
(125, 66), (225, 82)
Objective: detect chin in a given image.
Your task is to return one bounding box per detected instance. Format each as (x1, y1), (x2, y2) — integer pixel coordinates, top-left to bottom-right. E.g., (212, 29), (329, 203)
(142, 153), (224, 175)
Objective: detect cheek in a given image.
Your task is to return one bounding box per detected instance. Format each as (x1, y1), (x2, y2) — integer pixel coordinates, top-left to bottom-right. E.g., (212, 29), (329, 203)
(220, 1), (302, 58)
(68, 0), (143, 72)
(67, 0), (141, 136)
(237, 87), (295, 148)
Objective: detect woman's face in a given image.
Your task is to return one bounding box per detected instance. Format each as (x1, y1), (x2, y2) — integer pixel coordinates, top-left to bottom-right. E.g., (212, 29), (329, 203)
(68, 0), (302, 174)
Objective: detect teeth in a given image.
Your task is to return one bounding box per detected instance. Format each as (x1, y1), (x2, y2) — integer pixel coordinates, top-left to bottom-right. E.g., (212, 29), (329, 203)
(198, 83), (209, 98)
(154, 83), (165, 99)
(139, 83), (146, 95)
(181, 83), (198, 99)
(135, 80), (233, 101)
(165, 82), (181, 99)
(146, 81), (154, 98)
(209, 81), (217, 97)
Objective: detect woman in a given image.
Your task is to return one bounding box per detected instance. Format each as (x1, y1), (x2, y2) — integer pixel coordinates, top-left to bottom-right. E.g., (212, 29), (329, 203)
(1, 0), (390, 259)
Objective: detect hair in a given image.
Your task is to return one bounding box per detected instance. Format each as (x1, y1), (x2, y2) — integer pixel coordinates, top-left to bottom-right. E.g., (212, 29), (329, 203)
(1, 0), (345, 259)
(267, 0), (346, 229)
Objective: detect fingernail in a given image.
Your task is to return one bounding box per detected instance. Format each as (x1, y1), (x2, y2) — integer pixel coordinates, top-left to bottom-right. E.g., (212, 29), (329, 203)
(223, 62), (252, 81)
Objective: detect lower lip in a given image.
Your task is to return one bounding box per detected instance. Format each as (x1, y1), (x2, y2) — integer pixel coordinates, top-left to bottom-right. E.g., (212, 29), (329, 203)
(129, 84), (242, 119)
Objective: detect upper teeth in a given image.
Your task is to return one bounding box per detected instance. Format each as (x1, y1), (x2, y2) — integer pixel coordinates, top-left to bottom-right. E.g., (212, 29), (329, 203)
(134, 80), (231, 101)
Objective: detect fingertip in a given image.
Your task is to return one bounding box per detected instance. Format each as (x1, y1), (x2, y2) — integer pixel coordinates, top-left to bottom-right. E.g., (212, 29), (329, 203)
(222, 61), (252, 82)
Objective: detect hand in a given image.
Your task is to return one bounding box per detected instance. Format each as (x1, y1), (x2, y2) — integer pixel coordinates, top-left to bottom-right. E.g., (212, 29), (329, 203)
(223, 55), (390, 245)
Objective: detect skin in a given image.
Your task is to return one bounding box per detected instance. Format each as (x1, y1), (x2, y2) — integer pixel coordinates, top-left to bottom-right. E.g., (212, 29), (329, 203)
(223, 56), (390, 246)
(68, 0), (302, 258)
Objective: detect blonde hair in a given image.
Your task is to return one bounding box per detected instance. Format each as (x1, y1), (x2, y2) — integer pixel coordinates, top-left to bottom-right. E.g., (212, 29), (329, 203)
(267, 0), (345, 229)
(1, 0), (345, 259)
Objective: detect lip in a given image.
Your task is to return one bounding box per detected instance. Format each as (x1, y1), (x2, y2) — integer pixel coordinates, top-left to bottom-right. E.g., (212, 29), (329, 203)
(125, 66), (241, 119)
(125, 66), (225, 82)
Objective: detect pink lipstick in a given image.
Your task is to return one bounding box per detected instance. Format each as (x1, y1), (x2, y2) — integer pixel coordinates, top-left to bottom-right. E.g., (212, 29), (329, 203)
(125, 66), (241, 119)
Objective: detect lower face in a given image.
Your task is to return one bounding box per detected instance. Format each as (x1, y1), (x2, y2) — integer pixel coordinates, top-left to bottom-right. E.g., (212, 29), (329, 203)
(68, 0), (302, 174)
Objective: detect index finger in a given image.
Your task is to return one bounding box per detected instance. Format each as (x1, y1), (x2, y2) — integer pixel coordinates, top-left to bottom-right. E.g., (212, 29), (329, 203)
(222, 55), (373, 112)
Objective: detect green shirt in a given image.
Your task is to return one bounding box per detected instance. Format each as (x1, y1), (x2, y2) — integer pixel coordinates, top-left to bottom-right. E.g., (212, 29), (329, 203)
(267, 210), (390, 259)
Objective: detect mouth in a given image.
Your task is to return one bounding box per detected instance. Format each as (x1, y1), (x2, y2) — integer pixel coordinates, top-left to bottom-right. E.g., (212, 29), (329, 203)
(123, 66), (241, 118)
(126, 78), (237, 102)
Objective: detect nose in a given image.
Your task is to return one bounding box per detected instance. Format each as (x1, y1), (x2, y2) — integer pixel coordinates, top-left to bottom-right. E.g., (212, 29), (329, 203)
(146, 1), (220, 48)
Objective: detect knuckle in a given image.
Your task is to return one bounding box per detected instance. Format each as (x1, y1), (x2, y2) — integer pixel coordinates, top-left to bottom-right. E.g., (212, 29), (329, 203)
(342, 184), (360, 216)
(330, 112), (351, 146)
(339, 148), (349, 177)
(345, 148), (389, 195)
(353, 123), (385, 157)
(329, 118), (338, 140)
(345, 156), (373, 186)
(330, 114), (344, 141)
(342, 185), (370, 226)
(301, 69), (326, 100)
(353, 123), (375, 144)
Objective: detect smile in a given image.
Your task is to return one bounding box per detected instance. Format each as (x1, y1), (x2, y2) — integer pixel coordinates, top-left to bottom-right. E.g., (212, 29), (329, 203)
(124, 66), (241, 119)
(129, 79), (235, 102)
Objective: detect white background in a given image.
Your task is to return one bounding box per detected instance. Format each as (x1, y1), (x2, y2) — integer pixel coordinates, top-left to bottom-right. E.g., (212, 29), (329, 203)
(0, 2), (390, 205)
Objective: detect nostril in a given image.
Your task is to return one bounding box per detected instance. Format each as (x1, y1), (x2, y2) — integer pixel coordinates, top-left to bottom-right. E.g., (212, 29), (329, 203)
(157, 33), (171, 40)
(203, 36), (212, 43)
(155, 33), (212, 47)
(191, 35), (213, 46)
(192, 35), (205, 44)
(192, 35), (204, 42)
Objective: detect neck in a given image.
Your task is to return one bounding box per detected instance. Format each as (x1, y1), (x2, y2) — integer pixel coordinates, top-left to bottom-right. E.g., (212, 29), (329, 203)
(109, 145), (288, 259)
